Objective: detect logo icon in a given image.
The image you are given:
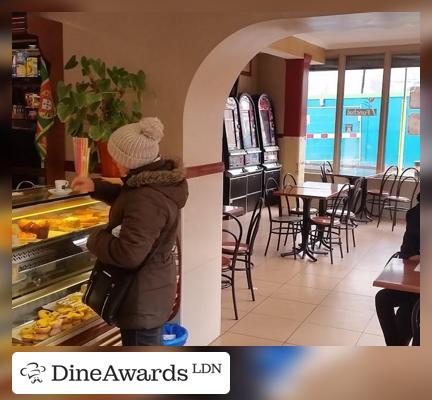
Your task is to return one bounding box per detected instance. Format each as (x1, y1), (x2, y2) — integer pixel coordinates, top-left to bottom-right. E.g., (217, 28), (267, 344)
(20, 362), (46, 384)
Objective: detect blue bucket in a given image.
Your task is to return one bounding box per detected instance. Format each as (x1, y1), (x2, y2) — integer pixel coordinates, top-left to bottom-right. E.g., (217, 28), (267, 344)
(162, 323), (188, 346)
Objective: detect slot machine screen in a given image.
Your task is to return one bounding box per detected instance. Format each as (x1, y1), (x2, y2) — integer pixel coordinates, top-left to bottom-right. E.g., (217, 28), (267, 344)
(260, 111), (272, 146)
(240, 110), (252, 148)
(224, 109), (237, 150)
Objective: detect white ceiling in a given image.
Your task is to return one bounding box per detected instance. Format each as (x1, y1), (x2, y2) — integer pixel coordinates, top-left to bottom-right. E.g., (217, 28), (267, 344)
(295, 12), (420, 49)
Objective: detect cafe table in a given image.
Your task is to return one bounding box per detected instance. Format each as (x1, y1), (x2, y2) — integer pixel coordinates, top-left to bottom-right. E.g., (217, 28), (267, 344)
(275, 182), (349, 262)
(326, 167), (378, 223)
(223, 205), (245, 220)
(373, 258), (420, 293)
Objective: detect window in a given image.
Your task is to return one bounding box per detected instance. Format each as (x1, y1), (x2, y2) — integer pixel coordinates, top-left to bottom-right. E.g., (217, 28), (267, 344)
(385, 55), (420, 169)
(340, 55), (384, 172)
(305, 63), (338, 171)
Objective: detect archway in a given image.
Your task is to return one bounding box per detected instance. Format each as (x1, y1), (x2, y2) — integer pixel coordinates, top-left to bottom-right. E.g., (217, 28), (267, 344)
(180, 12), (417, 344)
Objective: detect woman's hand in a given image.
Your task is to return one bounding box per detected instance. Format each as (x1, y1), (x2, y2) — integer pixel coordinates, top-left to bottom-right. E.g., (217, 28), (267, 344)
(71, 176), (95, 193)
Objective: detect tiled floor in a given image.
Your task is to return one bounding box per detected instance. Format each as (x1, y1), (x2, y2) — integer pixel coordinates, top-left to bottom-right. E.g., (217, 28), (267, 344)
(211, 212), (405, 346)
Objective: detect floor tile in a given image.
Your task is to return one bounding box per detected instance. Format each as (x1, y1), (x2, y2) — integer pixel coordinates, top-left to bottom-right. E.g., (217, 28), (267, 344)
(271, 284), (330, 305)
(288, 273), (341, 291)
(357, 333), (386, 346)
(229, 313), (301, 342)
(288, 323), (361, 346)
(210, 332), (283, 346)
(305, 304), (374, 332)
(321, 292), (376, 313)
(221, 287), (266, 312)
(364, 314), (384, 335)
(251, 297), (316, 321)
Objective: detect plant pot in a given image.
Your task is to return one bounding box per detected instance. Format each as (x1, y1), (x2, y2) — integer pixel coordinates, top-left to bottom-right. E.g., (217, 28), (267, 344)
(98, 141), (121, 178)
(72, 137), (90, 177)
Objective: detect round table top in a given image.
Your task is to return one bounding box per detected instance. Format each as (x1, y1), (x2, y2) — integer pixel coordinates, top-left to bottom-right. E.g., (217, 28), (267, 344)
(223, 205), (245, 219)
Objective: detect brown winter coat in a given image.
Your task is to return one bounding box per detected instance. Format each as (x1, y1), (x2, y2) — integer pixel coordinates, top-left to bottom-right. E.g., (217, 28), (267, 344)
(86, 159), (188, 329)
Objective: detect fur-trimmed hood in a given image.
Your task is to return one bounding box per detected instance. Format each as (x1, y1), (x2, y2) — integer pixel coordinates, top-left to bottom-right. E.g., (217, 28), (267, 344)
(124, 159), (188, 209)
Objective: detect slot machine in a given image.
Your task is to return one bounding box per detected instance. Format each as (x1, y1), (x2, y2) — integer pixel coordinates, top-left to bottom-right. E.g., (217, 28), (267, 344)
(238, 93), (264, 211)
(253, 94), (282, 195)
(222, 97), (248, 209)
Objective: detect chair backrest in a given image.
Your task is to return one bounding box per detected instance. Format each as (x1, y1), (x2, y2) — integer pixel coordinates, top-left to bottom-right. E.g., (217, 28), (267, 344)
(246, 196), (264, 254)
(327, 183), (350, 225)
(264, 177), (279, 221)
(222, 228), (241, 269)
(347, 177), (364, 218)
(282, 173), (300, 214)
(396, 168), (420, 207)
(320, 162), (334, 183)
(384, 251), (400, 267)
(379, 165), (398, 195)
(320, 164), (328, 183)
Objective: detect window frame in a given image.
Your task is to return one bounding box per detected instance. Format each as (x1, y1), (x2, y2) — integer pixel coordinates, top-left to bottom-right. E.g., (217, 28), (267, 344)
(318, 44), (420, 174)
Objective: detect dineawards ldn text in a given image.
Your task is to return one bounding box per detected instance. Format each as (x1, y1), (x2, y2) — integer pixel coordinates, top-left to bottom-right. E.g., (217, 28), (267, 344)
(51, 363), (222, 382)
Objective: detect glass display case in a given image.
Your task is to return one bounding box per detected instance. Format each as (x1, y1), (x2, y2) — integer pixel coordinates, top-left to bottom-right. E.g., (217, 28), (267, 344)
(12, 187), (121, 346)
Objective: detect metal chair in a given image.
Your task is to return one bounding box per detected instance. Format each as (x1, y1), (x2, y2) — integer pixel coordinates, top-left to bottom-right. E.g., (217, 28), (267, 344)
(222, 197), (263, 301)
(377, 167), (419, 231)
(310, 183), (350, 264)
(384, 251), (400, 266)
(367, 165), (398, 218)
(263, 178), (302, 257)
(282, 173), (318, 217)
(221, 213), (243, 320)
(329, 177), (363, 253)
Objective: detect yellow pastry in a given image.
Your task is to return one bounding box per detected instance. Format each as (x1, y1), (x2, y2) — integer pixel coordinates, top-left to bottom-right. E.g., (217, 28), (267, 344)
(56, 306), (74, 314)
(32, 333), (49, 341)
(38, 310), (51, 320)
(20, 326), (34, 336)
(48, 319), (62, 329)
(21, 333), (35, 342)
(61, 323), (73, 331)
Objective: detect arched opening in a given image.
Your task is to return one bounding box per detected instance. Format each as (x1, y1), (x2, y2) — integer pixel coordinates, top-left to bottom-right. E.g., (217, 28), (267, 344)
(180, 12), (419, 345)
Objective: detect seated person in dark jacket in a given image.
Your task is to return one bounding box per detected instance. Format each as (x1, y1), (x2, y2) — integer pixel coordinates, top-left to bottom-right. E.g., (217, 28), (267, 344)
(375, 193), (420, 346)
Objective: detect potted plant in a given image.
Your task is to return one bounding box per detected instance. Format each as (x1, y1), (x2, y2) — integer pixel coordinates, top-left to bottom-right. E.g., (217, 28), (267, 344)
(57, 55), (146, 177)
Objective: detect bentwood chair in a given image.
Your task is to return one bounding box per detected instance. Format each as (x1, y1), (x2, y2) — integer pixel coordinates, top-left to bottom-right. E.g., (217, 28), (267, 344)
(282, 173), (318, 217)
(264, 178), (302, 257)
(221, 213), (242, 320)
(367, 165), (398, 218)
(223, 197), (263, 301)
(328, 177), (363, 253)
(384, 251), (401, 267)
(377, 167), (420, 231)
(310, 184), (350, 264)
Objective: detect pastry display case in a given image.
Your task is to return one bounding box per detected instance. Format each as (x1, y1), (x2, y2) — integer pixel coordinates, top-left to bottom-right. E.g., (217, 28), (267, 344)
(12, 187), (122, 346)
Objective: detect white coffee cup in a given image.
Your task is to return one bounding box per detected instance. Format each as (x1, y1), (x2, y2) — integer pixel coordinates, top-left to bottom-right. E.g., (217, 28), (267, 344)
(55, 180), (69, 191)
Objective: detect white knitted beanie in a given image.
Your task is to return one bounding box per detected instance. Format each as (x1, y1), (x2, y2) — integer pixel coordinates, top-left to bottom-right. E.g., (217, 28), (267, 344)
(107, 117), (164, 169)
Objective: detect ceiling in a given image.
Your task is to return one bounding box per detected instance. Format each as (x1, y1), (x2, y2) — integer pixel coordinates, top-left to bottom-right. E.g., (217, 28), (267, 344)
(294, 12), (419, 49)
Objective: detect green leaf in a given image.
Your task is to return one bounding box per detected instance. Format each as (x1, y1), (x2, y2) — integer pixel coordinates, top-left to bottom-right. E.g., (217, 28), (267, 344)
(64, 55), (78, 70)
(67, 115), (83, 136)
(85, 92), (103, 106)
(71, 91), (87, 108)
(57, 81), (72, 101)
(88, 124), (105, 141)
(95, 78), (111, 92)
(81, 56), (90, 75)
(76, 82), (90, 93)
(57, 98), (74, 122)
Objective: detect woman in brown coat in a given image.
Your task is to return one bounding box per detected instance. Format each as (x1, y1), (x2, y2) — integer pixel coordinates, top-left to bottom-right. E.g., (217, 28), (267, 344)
(72, 117), (188, 346)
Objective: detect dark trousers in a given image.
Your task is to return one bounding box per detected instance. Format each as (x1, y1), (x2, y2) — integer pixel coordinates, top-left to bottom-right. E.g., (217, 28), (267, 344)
(120, 326), (162, 346)
(375, 289), (419, 346)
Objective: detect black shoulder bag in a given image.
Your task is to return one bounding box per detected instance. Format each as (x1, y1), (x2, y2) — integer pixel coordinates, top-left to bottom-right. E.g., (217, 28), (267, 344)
(82, 240), (164, 326)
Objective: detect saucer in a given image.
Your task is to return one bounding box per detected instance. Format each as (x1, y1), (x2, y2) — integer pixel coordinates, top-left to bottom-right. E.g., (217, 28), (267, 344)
(48, 188), (73, 196)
